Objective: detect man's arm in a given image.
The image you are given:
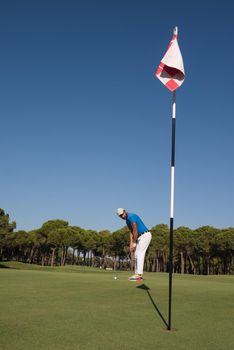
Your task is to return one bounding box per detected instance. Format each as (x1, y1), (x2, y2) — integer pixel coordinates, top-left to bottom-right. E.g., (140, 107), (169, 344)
(131, 222), (138, 242)
(129, 223), (138, 253)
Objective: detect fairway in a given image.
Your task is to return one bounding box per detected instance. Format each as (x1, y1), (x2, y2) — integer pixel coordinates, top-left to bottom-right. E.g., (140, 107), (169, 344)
(0, 263), (233, 350)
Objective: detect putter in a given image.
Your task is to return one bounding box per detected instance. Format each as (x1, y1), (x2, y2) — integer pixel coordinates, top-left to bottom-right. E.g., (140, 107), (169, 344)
(113, 260), (118, 279)
(131, 247), (136, 275)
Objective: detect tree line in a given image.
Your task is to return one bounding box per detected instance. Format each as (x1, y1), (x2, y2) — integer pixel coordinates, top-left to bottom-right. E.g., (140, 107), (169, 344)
(0, 208), (233, 275)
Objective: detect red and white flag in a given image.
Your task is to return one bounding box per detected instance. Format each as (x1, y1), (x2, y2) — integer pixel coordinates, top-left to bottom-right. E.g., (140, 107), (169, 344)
(156, 28), (185, 92)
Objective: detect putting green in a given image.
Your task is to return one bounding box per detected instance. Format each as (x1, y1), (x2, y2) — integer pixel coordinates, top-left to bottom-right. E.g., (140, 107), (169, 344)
(0, 262), (233, 350)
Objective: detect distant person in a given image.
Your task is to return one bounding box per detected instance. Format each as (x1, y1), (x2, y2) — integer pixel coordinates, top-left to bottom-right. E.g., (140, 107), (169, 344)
(116, 208), (152, 282)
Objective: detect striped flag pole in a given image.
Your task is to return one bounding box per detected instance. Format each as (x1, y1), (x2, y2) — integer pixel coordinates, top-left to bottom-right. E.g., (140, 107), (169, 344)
(168, 89), (176, 330)
(155, 26), (185, 331)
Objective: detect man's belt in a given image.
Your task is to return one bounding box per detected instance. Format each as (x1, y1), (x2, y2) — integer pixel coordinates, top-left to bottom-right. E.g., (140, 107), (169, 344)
(140, 231), (149, 236)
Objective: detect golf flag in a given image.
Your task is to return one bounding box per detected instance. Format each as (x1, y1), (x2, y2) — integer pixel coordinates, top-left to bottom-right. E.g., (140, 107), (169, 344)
(156, 28), (185, 91)
(155, 26), (185, 331)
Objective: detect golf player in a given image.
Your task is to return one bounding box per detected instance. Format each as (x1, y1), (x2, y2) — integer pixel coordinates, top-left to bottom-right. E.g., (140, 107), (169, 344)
(116, 208), (152, 282)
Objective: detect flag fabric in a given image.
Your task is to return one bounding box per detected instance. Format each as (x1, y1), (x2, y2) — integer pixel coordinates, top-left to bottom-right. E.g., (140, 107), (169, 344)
(156, 30), (185, 91)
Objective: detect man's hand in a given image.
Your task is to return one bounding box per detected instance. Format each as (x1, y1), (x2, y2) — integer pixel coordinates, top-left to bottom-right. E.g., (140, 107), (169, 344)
(130, 242), (136, 254)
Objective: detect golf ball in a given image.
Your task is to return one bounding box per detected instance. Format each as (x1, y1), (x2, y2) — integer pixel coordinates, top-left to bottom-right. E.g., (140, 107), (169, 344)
(114, 276), (117, 280)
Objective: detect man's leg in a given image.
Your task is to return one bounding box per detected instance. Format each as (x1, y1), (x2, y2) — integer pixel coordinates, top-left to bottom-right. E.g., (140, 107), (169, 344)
(135, 232), (152, 275)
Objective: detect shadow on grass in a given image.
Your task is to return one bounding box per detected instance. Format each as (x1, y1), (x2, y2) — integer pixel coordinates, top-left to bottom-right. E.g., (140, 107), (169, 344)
(0, 263), (19, 269)
(137, 283), (168, 328)
(0, 263), (10, 268)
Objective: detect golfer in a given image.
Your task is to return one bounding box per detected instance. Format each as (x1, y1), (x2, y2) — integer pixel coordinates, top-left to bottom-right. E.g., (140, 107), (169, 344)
(116, 208), (152, 281)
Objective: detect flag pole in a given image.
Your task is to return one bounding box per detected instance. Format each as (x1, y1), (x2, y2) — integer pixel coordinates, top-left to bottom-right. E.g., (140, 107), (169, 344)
(155, 24), (184, 330)
(168, 26), (178, 331)
(168, 89), (176, 330)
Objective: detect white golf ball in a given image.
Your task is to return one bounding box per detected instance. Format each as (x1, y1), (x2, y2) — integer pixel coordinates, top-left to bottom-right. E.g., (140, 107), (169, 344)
(114, 276), (117, 280)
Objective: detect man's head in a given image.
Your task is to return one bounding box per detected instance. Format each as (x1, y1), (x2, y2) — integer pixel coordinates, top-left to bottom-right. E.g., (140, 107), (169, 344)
(116, 208), (127, 220)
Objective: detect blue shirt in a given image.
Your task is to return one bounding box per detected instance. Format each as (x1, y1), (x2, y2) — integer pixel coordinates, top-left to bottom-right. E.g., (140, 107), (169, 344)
(126, 213), (148, 236)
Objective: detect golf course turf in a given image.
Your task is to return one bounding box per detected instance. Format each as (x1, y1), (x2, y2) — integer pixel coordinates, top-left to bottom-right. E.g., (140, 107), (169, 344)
(0, 262), (233, 350)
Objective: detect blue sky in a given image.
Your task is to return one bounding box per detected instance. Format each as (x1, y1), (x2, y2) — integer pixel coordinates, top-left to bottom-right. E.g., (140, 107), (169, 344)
(1, 0), (233, 232)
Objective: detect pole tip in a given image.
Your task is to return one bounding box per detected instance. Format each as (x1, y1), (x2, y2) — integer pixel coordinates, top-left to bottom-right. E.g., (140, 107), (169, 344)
(173, 26), (178, 35)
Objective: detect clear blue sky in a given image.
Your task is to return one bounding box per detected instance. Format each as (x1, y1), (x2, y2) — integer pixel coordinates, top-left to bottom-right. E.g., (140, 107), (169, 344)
(1, 0), (233, 232)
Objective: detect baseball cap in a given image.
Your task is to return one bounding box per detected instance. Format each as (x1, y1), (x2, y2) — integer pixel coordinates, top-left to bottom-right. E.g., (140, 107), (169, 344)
(116, 208), (125, 216)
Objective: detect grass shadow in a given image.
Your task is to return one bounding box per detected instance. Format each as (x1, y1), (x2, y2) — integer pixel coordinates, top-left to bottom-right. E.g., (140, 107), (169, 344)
(0, 263), (19, 269)
(137, 283), (168, 328)
(0, 263), (10, 268)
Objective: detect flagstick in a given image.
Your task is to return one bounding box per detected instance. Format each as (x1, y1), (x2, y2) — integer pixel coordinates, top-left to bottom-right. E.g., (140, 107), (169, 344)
(156, 24), (184, 331)
(168, 89), (176, 330)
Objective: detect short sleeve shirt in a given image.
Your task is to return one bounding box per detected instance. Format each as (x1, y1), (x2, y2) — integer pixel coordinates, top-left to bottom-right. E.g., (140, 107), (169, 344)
(126, 213), (148, 236)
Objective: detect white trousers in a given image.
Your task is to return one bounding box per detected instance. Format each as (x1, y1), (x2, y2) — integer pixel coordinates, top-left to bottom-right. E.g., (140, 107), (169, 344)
(135, 231), (152, 275)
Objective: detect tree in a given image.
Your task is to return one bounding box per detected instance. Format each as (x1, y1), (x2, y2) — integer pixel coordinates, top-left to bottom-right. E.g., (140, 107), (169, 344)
(40, 220), (69, 266)
(149, 224), (169, 272)
(97, 230), (111, 268)
(69, 226), (85, 264)
(0, 208), (16, 261)
(174, 226), (194, 274)
(193, 226), (220, 275)
(214, 228), (234, 274)
(110, 227), (129, 270)
(10, 230), (30, 262)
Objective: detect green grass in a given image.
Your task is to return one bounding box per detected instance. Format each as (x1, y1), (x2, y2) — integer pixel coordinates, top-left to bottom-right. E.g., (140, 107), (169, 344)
(0, 262), (233, 350)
